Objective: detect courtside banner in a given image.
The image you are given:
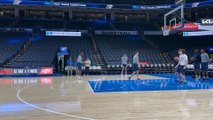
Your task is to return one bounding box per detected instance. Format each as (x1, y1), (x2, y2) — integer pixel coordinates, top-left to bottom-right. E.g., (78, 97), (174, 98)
(46, 31), (82, 37)
(0, 77), (53, 85)
(39, 67), (53, 75)
(0, 67), (53, 75)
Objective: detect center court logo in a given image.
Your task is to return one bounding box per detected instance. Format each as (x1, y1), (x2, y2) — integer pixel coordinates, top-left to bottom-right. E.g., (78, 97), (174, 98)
(39, 67), (53, 75)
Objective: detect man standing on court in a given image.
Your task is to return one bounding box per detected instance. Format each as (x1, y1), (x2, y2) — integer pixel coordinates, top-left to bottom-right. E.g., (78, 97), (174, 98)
(121, 54), (128, 76)
(201, 49), (210, 80)
(76, 52), (83, 80)
(84, 58), (91, 75)
(66, 56), (73, 76)
(129, 51), (140, 80)
(193, 50), (201, 79)
(175, 49), (188, 84)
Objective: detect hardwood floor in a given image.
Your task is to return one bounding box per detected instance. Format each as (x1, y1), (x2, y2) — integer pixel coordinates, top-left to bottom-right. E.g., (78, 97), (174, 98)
(0, 75), (213, 120)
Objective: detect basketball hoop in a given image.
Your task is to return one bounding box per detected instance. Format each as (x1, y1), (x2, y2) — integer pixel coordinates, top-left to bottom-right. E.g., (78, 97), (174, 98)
(162, 26), (171, 36)
(162, 0), (185, 36)
(162, 29), (170, 36)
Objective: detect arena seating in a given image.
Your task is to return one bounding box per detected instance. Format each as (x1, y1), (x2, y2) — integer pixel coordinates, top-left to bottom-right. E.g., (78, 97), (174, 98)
(146, 35), (213, 61)
(0, 18), (15, 27)
(9, 34), (96, 68)
(95, 35), (164, 66)
(0, 32), (30, 66)
(15, 19), (64, 29)
(114, 21), (157, 30)
(66, 21), (111, 30)
(13, 19), (111, 30)
(1, 32), (211, 74)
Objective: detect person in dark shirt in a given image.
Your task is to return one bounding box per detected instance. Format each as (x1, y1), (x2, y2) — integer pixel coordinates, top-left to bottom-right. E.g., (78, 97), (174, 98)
(174, 55), (179, 82)
(59, 58), (63, 72)
(76, 52), (84, 80)
(193, 50), (201, 79)
(129, 51), (140, 80)
(201, 49), (210, 80)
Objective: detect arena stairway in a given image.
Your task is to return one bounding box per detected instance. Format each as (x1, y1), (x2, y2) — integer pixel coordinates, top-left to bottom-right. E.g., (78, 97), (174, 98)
(139, 29), (173, 64)
(144, 39), (172, 64)
(89, 34), (107, 70)
(3, 40), (32, 68)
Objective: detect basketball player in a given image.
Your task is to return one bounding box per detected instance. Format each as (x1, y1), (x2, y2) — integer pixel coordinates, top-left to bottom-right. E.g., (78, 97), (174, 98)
(174, 56), (180, 82)
(175, 49), (188, 84)
(121, 54), (128, 76)
(201, 49), (210, 80)
(192, 50), (201, 79)
(76, 52), (83, 80)
(129, 51), (140, 80)
(84, 58), (91, 75)
(66, 56), (73, 76)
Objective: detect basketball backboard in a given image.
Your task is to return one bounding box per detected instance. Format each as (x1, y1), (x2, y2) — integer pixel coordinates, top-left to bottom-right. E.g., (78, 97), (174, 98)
(162, 0), (185, 36)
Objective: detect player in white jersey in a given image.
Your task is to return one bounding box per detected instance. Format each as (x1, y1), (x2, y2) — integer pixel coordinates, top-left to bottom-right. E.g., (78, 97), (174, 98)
(121, 54), (128, 76)
(129, 51), (140, 80)
(175, 49), (188, 84)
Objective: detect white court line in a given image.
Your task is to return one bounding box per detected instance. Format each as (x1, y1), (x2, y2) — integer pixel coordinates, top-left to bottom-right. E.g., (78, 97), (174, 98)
(50, 86), (73, 92)
(87, 81), (95, 94)
(50, 76), (95, 94)
(17, 85), (97, 120)
(50, 85), (95, 94)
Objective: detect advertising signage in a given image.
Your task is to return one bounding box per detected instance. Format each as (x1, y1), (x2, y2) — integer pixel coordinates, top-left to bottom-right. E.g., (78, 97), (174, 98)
(46, 31), (82, 37)
(183, 31), (213, 37)
(1, 0), (213, 10)
(201, 19), (213, 25)
(0, 67), (53, 76)
(95, 30), (138, 35)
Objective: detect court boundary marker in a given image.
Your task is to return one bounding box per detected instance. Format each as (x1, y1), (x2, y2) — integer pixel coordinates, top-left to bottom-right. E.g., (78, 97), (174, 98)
(17, 85), (97, 120)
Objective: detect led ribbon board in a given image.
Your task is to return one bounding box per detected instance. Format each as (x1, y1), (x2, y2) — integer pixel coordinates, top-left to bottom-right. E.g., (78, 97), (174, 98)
(46, 31), (81, 37)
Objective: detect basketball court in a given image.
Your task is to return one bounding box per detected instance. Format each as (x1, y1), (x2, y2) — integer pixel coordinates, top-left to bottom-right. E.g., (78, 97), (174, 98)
(0, 74), (213, 120)
(1, 0), (213, 120)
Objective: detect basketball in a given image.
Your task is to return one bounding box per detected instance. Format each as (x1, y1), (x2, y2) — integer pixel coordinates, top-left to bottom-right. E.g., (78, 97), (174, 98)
(174, 57), (179, 62)
(190, 57), (196, 61)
